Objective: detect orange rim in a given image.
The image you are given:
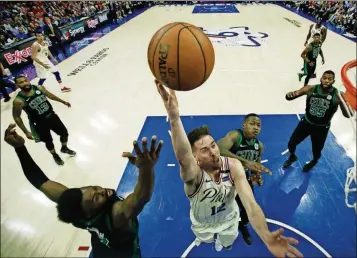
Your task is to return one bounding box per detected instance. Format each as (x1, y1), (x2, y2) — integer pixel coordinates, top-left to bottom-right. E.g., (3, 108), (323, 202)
(341, 60), (357, 111)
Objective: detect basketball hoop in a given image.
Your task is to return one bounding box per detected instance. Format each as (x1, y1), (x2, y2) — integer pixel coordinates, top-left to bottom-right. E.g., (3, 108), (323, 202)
(341, 60), (356, 111)
(341, 60), (357, 213)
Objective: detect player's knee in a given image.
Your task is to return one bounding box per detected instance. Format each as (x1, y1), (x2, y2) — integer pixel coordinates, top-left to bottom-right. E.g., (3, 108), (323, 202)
(45, 141), (55, 151)
(53, 71), (62, 81)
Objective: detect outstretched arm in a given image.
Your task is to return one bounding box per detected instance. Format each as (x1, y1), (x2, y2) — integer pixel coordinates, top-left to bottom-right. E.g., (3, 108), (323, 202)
(229, 158), (303, 257)
(4, 124), (68, 203)
(319, 48), (325, 63)
(12, 99), (29, 135)
(301, 45), (312, 63)
(217, 130), (243, 160)
(336, 92), (354, 118)
(38, 85), (70, 106)
(285, 85), (314, 101)
(155, 80), (201, 184)
(230, 159), (270, 241)
(112, 136), (163, 228)
(218, 131), (271, 174)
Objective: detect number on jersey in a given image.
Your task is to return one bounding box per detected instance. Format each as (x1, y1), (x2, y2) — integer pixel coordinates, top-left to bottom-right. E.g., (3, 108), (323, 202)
(211, 202), (226, 216)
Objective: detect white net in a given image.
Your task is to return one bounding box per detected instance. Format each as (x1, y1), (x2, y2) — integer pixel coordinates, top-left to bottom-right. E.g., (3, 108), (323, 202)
(338, 85), (357, 214)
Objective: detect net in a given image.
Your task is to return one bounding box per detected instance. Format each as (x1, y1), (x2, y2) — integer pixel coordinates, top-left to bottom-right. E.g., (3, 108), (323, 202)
(341, 60), (357, 213)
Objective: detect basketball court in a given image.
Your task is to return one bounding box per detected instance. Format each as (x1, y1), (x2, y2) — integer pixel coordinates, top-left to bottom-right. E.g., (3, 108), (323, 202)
(1, 3), (356, 257)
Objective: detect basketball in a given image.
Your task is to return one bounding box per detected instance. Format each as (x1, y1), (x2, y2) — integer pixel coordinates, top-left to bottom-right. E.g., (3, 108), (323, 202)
(147, 22), (215, 91)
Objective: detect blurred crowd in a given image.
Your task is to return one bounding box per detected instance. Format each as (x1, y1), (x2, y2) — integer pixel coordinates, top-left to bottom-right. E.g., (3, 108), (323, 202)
(1, 1), (355, 50)
(283, 1), (357, 35)
(0, 1), (111, 48)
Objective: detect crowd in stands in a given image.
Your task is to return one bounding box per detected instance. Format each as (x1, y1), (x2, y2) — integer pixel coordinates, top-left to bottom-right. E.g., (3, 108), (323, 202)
(1, 1), (355, 50)
(283, 1), (357, 35)
(0, 1), (113, 49)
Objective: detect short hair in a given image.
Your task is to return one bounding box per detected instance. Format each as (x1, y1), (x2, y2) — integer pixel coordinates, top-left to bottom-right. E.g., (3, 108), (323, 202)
(323, 70), (335, 79)
(313, 33), (321, 37)
(56, 188), (85, 224)
(244, 113), (260, 121)
(187, 125), (211, 147)
(14, 74), (27, 83)
(35, 28), (43, 35)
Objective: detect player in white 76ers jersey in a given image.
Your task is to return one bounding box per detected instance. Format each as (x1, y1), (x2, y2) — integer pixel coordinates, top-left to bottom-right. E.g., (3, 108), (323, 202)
(31, 31), (71, 93)
(155, 80), (303, 257)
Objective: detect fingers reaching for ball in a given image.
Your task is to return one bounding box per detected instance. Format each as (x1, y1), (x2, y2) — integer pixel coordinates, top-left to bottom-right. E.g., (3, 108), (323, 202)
(155, 80), (168, 101)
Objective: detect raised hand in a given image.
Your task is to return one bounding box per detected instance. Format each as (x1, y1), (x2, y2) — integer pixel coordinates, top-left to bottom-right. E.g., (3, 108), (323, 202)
(244, 160), (272, 175)
(155, 80), (179, 120)
(265, 228), (303, 258)
(122, 136), (163, 169)
(286, 91), (297, 99)
(4, 124), (25, 148)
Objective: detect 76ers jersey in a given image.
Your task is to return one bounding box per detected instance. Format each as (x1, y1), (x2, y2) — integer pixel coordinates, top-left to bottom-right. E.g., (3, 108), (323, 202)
(308, 24), (325, 43)
(188, 157), (238, 224)
(33, 42), (52, 66)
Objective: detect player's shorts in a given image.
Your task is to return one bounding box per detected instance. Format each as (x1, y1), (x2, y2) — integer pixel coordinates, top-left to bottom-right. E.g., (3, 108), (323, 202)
(30, 113), (68, 143)
(190, 206), (240, 248)
(34, 62), (58, 79)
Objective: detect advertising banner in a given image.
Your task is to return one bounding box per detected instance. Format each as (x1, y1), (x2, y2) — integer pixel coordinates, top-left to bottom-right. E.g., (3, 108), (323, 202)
(0, 11), (109, 70)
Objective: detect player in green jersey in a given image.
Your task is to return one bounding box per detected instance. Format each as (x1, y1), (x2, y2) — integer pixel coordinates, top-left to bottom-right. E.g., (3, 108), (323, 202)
(284, 70), (353, 172)
(218, 114), (271, 245)
(12, 74), (75, 165)
(4, 123), (163, 258)
(298, 33), (325, 86)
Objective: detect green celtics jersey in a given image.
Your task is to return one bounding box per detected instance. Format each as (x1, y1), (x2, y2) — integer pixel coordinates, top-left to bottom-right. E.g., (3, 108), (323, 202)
(73, 195), (140, 258)
(16, 85), (53, 121)
(304, 84), (338, 126)
(307, 42), (321, 60)
(229, 129), (261, 172)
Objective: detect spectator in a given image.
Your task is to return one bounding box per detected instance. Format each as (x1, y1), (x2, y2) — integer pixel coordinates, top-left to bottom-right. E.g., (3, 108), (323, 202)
(14, 26), (29, 39)
(0, 62), (17, 102)
(43, 16), (67, 57)
(284, 1), (356, 36)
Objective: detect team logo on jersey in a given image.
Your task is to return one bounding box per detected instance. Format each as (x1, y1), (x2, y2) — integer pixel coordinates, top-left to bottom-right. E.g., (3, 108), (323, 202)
(327, 95), (332, 100)
(254, 143), (259, 150)
(199, 26), (269, 47)
(36, 90), (41, 95)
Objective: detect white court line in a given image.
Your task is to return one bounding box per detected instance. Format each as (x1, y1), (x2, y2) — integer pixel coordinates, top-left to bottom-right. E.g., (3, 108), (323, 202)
(181, 240), (196, 258)
(180, 219), (332, 258)
(296, 114), (301, 120)
(168, 130), (172, 137)
(167, 164), (176, 167)
(281, 149), (289, 155)
(166, 116), (169, 122)
(261, 159), (268, 163)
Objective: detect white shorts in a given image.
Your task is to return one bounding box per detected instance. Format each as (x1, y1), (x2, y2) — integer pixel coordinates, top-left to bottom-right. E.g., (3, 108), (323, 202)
(34, 62), (58, 79)
(190, 209), (240, 248)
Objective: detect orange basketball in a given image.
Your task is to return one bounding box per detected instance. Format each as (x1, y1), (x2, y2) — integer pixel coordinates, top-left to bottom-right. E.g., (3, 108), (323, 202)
(147, 22), (215, 91)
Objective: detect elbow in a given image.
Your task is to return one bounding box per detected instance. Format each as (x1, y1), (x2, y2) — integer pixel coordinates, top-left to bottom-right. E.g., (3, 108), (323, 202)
(140, 195), (151, 205)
